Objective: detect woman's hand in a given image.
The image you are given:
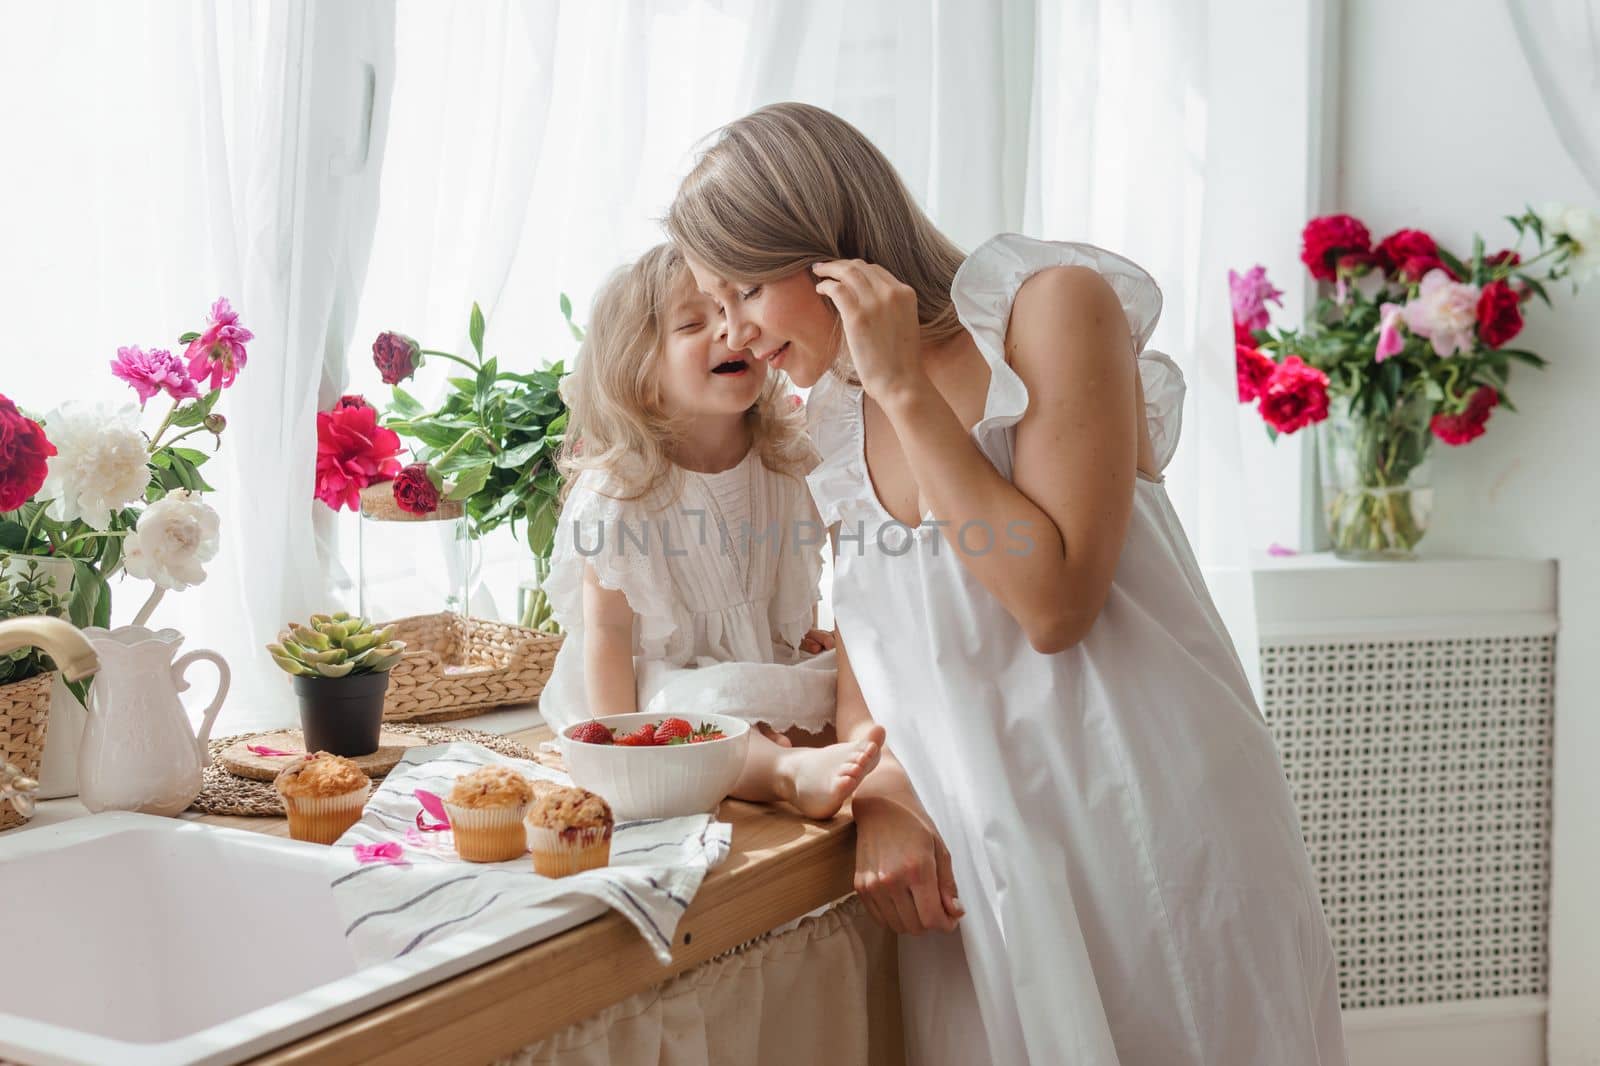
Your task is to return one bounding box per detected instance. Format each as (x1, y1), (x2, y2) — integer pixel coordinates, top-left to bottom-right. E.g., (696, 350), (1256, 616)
(799, 628), (836, 655)
(852, 790), (964, 935)
(812, 259), (927, 402)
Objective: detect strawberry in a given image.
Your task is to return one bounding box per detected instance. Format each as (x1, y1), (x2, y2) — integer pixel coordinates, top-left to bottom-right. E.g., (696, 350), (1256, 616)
(569, 721), (614, 746)
(616, 723), (657, 747)
(655, 717), (693, 745)
(688, 722), (727, 744)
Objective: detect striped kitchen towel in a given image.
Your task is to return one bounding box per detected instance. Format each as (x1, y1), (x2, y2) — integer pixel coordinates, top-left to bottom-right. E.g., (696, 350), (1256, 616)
(330, 742), (732, 966)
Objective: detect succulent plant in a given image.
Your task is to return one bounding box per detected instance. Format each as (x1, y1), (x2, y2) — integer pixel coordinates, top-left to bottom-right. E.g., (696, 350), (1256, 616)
(267, 611), (406, 679)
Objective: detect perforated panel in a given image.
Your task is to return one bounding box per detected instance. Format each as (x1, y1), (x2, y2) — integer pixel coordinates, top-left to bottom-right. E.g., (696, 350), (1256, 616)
(1259, 633), (1554, 1010)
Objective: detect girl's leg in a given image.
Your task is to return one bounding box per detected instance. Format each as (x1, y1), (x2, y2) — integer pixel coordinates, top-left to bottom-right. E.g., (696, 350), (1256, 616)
(731, 725), (886, 820)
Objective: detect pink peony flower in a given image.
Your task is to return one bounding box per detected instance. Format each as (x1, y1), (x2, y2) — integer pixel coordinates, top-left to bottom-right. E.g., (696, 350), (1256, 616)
(110, 345), (200, 406)
(314, 397), (403, 511)
(1228, 265), (1284, 335)
(184, 298), (253, 391)
(1401, 270), (1480, 357)
(1374, 303), (1407, 362)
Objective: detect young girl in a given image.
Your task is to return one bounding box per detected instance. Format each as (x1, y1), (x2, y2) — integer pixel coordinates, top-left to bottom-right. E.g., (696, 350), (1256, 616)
(539, 243), (883, 819)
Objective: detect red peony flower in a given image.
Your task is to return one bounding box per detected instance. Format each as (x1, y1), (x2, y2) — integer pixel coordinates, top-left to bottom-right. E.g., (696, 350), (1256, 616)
(391, 463), (439, 515)
(1475, 281), (1524, 348)
(314, 397), (403, 511)
(1430, 386), (1499, 446)
(1398, 254), (1458, 283)
(1257, 356), (1330, 434)
(1236, 344), (1278, 403)
(1484, 249), (1522, 270)
(1301, 215), (1372, 281)
(1336, 251), (1380, 275)
(372, 331), (423, 386)
(1374, 229), (1439, 273)
(0, 394), (56, 512)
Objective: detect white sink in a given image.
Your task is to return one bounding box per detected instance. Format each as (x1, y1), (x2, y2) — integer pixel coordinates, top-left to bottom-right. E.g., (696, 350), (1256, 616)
(0, 812), (604, 1066)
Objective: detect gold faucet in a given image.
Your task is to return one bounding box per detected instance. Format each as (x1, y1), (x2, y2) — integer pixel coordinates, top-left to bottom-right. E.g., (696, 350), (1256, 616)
(0, 616), (100, 682)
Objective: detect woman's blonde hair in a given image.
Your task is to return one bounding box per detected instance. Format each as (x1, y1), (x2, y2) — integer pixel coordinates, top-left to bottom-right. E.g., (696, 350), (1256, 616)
(557, 243), (812, 504)
(666, 102), (968, 372)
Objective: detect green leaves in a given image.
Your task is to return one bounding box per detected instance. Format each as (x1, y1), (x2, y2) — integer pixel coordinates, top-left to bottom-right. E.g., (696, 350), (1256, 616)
(376, 297), (575, 574)
(170, 389), (222, 429)
(469, 302), (486, 358)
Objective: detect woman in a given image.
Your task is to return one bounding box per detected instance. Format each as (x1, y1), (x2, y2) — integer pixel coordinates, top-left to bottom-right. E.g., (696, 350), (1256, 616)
(667, 103), (1345, 1065)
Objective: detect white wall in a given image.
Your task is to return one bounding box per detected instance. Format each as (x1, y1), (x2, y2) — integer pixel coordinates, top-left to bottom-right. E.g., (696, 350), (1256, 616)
(1338, 2), (1600, 1061)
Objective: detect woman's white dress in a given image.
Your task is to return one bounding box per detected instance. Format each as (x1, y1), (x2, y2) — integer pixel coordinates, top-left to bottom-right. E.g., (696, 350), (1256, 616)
(540, 451), (835, 737)
(804, 235), (1346, 1065)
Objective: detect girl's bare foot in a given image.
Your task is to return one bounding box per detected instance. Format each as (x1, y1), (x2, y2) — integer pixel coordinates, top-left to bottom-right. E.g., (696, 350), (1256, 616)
(781, 724), (885, 819)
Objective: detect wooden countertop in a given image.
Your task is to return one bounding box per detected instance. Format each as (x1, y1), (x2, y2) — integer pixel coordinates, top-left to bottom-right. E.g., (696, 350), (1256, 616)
(214, 723), (858, 1065)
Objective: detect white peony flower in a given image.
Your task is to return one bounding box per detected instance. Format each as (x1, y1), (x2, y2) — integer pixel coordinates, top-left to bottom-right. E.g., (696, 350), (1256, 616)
(37, 401), (150, 530)
(122, 489), (220, 591)
(1536, 202), (1600, 285)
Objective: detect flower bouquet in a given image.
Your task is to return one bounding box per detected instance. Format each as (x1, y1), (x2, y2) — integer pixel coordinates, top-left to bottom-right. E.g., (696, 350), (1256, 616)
(0, 298), (249, 632)
(314, 299), (573, 632)
(1233, 204), (1595, 558)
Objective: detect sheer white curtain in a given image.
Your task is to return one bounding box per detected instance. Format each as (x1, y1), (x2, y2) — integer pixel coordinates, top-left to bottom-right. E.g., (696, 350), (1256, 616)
(1507, 0), (1600, 196)
(0, 1), (395, 732)
(345, 0), (1311, 688)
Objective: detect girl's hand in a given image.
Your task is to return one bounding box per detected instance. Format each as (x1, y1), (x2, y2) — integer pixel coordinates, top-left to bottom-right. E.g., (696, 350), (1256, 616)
(799, 628), (836, 655)
(812, 259), (927, 401)
(852, 791), (964, 935)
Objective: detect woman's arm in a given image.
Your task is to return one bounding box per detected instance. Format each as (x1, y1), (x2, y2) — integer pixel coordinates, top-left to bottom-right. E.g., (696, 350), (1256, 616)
(814, 260), (1138, 653)
(834, 625), (963, 934)
(581, 562), (639, 717)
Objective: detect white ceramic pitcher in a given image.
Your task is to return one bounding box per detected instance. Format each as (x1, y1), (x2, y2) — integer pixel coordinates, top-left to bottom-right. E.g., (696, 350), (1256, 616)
(76, 626), (230, 816)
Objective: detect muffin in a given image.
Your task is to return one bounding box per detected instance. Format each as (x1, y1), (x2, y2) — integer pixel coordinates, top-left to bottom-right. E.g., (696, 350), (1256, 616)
(274, 752), (370, 844)
(525, 786), (613, 877)
(444, 765), (537, 863)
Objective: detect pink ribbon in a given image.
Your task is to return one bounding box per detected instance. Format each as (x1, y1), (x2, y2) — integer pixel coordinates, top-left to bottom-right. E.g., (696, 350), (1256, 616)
(353, 841), (407, 865)
(247, 745), (298, 757)
(413, 788), (451, 832)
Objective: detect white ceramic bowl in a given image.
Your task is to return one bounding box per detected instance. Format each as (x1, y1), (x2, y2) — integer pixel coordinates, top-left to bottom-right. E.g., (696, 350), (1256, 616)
(557, 711), (751, 820)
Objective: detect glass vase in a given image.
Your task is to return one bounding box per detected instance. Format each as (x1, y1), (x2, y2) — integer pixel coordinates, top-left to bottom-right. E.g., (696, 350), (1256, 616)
(1318, 394), (1435, 560)
(356, 484), (481, 621)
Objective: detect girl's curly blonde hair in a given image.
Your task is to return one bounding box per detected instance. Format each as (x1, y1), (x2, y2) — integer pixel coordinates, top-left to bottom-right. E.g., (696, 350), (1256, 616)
(557, 243), (813, 504)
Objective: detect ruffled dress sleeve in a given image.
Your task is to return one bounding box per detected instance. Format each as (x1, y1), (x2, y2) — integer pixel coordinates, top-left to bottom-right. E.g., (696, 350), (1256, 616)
(766, 468), (827, 654)
(951, 234), (1187, 473)
(542, 469), (689, 663)
(802, 372), (875, 531)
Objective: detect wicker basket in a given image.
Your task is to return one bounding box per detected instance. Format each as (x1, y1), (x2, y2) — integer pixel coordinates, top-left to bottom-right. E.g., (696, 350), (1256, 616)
(0, 672), (54, 831)
(382, 612), (563, 722)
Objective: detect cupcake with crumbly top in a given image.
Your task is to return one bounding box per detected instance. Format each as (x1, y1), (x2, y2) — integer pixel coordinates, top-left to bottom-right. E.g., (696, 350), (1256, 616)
(525, 785), (613, 877)
(445, 765), (537, 863)
(274, 752), (370, 844)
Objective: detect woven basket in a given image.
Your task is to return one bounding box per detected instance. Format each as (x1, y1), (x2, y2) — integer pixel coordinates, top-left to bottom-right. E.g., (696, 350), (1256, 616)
(0, 672), (54, 831)
(382, 612), (563, 722)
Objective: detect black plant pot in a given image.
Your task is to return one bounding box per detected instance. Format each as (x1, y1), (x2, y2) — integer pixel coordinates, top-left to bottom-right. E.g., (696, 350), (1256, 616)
(293, 671), (390, 757)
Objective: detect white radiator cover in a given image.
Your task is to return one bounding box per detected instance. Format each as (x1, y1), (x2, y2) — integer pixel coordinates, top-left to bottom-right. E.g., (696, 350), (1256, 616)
(1253, 554), (1557, 1063)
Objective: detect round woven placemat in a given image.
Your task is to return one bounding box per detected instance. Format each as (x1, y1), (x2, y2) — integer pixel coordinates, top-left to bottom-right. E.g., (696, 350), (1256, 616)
(189, 723), (545, 817)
